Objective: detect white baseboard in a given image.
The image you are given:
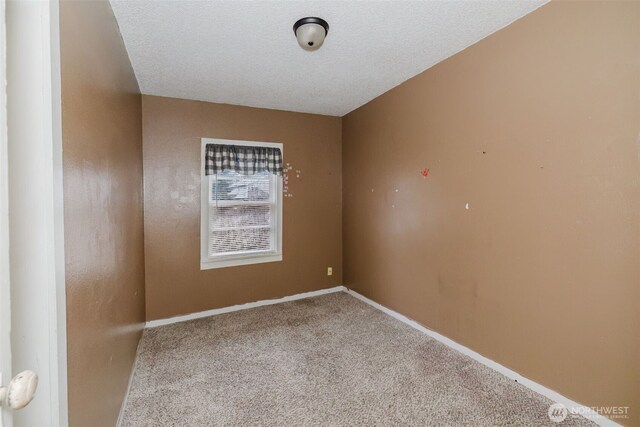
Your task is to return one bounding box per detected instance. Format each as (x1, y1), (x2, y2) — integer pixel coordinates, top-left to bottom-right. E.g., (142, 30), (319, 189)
(138, 285), (620, 426)
(116, 326), (144, 427)
(145, 286), (347, 328)
(344, 288), (621, 427)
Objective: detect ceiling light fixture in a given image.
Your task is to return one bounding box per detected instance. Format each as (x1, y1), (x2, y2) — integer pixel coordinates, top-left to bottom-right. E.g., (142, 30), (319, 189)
(293, 17), (329, 52)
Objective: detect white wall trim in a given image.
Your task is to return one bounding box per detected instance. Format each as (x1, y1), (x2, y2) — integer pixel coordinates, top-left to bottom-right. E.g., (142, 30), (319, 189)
(146, 286), (346, 328)
(141, 286), (620, 426)
(344, 288), (621, 427)
(48, 2), (69, 425)
(116, 333), (143, 427)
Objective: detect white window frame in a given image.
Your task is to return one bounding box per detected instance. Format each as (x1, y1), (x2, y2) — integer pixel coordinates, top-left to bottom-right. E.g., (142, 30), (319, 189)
(200, 138), (283, 270)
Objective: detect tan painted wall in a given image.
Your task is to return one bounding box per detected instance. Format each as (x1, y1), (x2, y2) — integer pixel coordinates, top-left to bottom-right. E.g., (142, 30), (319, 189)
(343, 1), (639, 425)
(142, 95), (342, 321)
(60, 1), (145, 426)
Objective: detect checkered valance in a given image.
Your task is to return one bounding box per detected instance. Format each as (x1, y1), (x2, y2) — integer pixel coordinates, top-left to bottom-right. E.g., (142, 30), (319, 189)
(205, 144), (283, 176)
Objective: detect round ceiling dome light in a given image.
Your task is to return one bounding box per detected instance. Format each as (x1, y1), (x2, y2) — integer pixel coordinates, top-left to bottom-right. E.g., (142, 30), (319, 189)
(293, 17), (329, 52)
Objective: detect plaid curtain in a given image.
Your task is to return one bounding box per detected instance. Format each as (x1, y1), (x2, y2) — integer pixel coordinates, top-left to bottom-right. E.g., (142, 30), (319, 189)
(205, 144), (283, 176)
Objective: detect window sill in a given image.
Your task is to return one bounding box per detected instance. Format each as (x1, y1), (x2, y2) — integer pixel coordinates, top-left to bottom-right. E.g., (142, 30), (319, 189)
(200, 253), (282, 270)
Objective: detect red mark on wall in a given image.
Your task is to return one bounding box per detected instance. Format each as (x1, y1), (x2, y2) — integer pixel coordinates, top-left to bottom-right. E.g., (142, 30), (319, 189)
(421, 168), (430, 177)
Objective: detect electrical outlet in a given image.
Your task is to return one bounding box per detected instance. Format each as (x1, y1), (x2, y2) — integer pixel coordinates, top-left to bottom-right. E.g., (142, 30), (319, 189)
(327, 267), (333, 276)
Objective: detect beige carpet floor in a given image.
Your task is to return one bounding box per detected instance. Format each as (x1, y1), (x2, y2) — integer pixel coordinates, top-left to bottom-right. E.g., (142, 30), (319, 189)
(120, 292), (594, 426)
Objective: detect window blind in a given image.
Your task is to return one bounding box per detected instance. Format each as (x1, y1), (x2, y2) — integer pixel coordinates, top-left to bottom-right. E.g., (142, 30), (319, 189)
(208, 169), (276, 257)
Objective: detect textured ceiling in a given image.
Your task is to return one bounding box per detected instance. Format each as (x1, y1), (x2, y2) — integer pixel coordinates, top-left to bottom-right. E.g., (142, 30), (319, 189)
(110, 0), (547, 116)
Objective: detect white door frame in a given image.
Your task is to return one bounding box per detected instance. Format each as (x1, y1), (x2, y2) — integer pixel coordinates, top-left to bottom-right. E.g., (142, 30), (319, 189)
(4, 0), (68, 426)
(1, 0), (12, 425)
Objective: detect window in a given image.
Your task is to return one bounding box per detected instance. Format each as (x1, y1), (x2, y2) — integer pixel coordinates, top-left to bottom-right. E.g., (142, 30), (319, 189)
(201, 139), (283, 269)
